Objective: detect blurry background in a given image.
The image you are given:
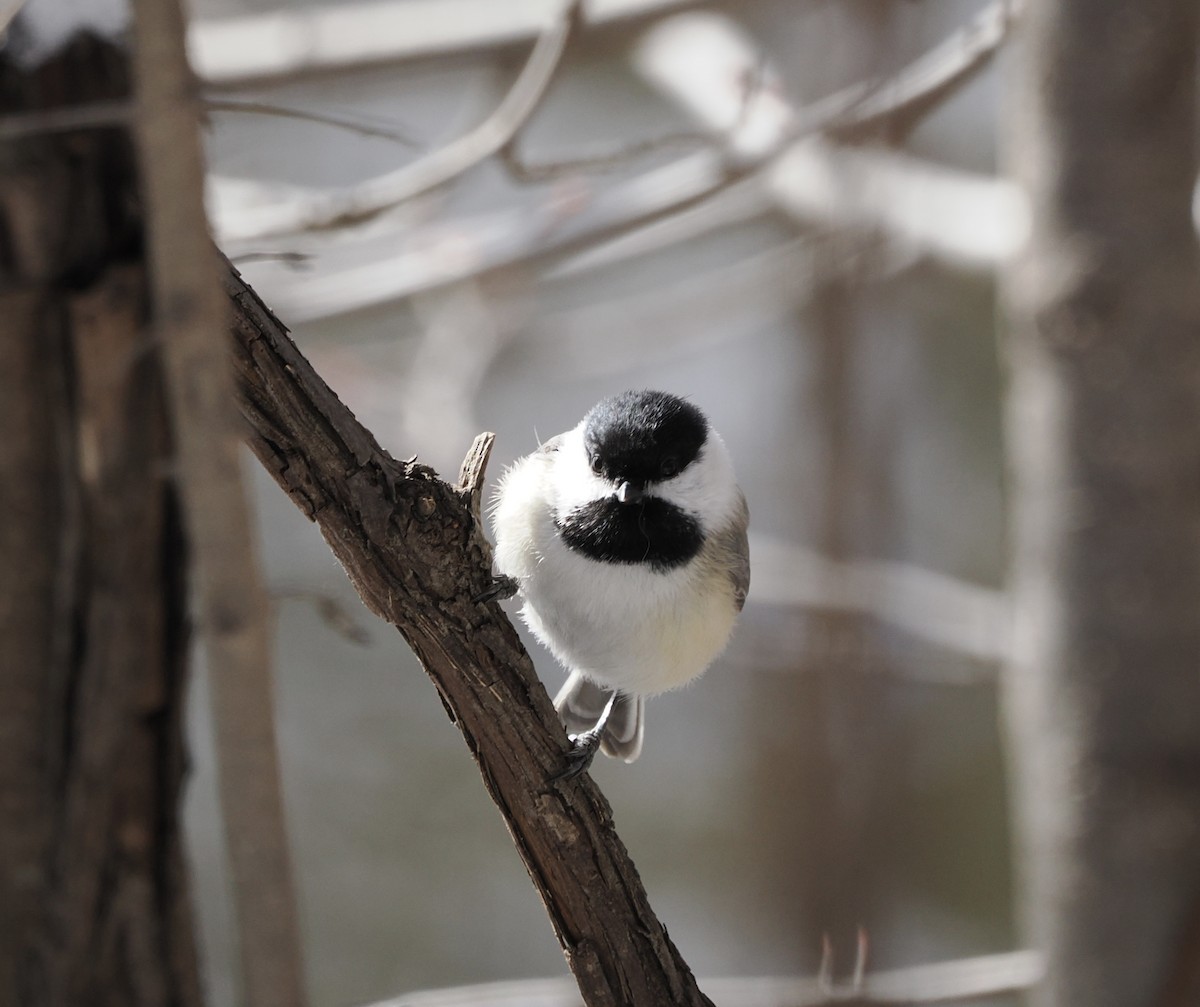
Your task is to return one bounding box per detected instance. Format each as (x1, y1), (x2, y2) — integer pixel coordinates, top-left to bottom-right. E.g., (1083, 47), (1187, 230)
(182, 1), (1019, 1003)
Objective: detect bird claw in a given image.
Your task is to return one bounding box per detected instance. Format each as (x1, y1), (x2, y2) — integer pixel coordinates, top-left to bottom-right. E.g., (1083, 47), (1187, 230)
(550, 729), (603, 783)
(473, 574), (518, 604)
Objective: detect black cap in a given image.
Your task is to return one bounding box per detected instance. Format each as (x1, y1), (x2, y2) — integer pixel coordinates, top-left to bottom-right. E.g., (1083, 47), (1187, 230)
(582, 390), (708, 487)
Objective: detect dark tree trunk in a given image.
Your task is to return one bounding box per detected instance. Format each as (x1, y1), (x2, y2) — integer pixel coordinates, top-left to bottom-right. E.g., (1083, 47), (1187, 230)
(1002, 2), (1200, 1005)
(0, 37), (201, 1007)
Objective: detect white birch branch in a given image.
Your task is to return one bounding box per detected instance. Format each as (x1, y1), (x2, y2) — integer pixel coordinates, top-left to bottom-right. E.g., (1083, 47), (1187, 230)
(189, 0), (694, 85)
(749, 535), (1010, 663)
(373, 948), (1043, 1007)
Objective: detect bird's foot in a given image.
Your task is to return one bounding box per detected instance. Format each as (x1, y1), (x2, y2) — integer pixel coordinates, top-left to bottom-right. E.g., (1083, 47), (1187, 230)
(473, 574), (518, 604)
(550, 728), (604, 783)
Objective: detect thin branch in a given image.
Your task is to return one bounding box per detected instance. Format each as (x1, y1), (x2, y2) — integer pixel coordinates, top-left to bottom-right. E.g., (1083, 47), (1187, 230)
(130, 3), (308, 1006)
(274, 590), (373, 646)
(456, 431), (495, 526)
(0, 99), (131, 140)
(502, 0), (1020, 254)
(228, 250), (312, 268)
(216, 148), (747, 293)
(765, 140), (1027, 267)
(374, 948), (1044, 1007)
(204, 97), (421, 146)
(496, 49), (768, 183)
(224, 260), (715, 1007)
(220, 0), (1019, 266)
(495, 50), (771, 182)
(824, 0), (1021, 143)
(218, 1), (578, 243)
(499, 129), (710, 182)
(749, 534), (1010, 663)
(485, 0), (1020, 267)
(190, 0), (695, 86)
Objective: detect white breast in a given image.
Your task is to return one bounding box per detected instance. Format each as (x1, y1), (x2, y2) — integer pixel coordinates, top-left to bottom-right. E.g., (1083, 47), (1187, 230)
(492, 438), (740, 696)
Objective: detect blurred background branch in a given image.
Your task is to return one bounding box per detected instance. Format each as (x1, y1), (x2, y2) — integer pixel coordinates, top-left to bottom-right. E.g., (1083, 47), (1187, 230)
(214, 1), (577, 242)
(131, 0), (309, 1003)
(189, 0), (695, 85)
(380, 947), (1043, 1006)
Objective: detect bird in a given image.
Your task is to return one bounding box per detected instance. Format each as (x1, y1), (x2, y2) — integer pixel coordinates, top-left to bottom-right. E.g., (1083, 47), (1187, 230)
(486, 389), (749, 778)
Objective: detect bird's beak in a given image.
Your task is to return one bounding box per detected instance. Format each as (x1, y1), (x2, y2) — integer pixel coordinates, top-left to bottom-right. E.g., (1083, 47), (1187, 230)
(614, 481), (644, 505)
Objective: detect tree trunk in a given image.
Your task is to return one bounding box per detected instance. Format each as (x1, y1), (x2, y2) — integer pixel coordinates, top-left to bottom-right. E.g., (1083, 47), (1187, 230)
(0, 37), (201, 1007)
(1001, 2), (1200, 1005)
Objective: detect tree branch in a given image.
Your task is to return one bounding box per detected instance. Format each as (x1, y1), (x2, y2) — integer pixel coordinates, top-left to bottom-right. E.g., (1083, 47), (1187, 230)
(375, 947), (1044, 1006)
(204, 97), (421, 146)
(219, 1), (578, 243)
(219, 0), (1022, 291)
(823, 0), (1020, 144)
(190, 0), (695, 86)
(223, 259), (714, 1007)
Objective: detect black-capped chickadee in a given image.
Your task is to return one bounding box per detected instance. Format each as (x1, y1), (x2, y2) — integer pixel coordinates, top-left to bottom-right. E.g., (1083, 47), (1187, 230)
(486, 390), (749, 778)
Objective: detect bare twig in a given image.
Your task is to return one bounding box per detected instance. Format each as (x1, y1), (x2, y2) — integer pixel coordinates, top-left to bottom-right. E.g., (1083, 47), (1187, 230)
(0, 99), (131, 140)
(499, 129), (710, 182)
(496, 47), (772, 182)
(205, 97), (421, 146)
(216, 149), (748, 298)
(497, 44), (767, 183)
(765, 140), (1027, 267)
(853, 927), (870, 991)
(219, 1), (578, 243)
(825, 0), (1020, 142)
(539, 0), (1018, 251)
(456, 430), (495, 526)
(274, 590), (373, 646)
(130, 3), (307, 1006)
(228, 250), (312, 268)
(220, 0), (1020, 271)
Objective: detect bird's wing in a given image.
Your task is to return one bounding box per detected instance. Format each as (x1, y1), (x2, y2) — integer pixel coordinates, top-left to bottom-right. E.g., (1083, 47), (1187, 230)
(720, 489), (751, 612)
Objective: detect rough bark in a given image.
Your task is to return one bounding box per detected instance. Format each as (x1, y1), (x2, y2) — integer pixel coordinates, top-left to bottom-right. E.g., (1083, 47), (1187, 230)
(1001, 2), (1200, 1005)
(0, 38), (200, 1007)
(225, 264), (715, 1007)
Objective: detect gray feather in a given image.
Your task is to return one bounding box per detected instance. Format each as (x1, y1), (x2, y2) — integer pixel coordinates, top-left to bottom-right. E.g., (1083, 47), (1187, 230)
(719, 489), (751, 611)
(554, 672), (645, 763)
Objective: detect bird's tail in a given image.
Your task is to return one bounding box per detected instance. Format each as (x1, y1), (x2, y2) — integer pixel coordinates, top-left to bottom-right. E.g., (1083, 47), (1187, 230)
(553, 672), (644, 763)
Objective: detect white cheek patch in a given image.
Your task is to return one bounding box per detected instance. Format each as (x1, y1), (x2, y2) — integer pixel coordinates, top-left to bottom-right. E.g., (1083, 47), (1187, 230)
(551, 424), (615, 518)
(653, 431), (740, 531)
(549, 422), (740, 536)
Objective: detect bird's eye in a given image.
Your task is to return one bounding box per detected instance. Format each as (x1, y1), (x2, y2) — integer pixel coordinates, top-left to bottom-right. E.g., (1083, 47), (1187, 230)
(660, 456), (680, 479)
(589, 455), (603, 475)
